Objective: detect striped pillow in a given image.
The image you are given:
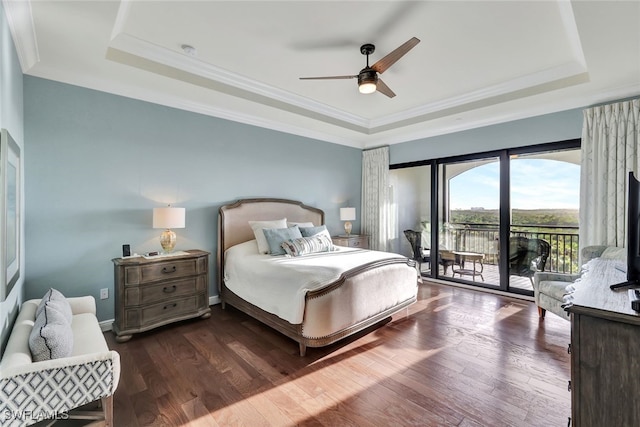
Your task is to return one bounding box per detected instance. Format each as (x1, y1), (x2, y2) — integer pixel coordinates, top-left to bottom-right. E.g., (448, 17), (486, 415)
(281, 234), (334, 257)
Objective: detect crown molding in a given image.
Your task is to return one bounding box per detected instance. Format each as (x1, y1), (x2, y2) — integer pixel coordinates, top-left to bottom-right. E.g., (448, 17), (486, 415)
(2, 0), (39, 71)
(362, 83), (640, 148)
(108, 32), (370, 129)
(370, 61), (589, 130)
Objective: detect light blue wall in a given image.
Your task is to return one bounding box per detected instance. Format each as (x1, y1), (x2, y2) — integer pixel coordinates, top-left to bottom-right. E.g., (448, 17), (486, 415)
(24, 76), (362, 322)
(0, 2), (25, 351)
(390, 109), (583, 164)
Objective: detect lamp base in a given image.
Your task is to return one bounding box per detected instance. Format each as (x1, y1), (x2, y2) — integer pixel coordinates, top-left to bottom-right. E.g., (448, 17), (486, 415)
(344, 221), (352, 236)
(160, 229), (177, 253)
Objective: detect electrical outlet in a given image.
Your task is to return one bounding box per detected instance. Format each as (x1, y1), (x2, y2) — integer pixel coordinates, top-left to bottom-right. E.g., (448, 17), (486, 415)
(100, 288), (109, 300)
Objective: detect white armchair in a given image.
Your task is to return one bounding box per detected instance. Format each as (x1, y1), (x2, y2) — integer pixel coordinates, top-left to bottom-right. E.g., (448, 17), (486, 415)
(533, 246), (623, 319)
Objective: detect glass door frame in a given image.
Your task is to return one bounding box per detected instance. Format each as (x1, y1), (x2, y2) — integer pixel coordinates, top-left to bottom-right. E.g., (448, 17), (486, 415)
(391, 138), (581, 296)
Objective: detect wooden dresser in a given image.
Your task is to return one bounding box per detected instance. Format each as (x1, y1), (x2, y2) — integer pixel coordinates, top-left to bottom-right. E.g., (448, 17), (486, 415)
(331, 235), (369, 249)
(112, 249), (211, 342)
(566, 284), (640, 426)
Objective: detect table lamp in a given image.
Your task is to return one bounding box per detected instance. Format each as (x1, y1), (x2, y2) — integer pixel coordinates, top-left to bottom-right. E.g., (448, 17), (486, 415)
(153, 206), (185, 253)
(340, 207), (356, 236)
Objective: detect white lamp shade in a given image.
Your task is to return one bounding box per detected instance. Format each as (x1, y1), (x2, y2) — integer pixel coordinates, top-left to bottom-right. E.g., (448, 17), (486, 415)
(340, 207), (356, 221)
(153, 207), (186, 229)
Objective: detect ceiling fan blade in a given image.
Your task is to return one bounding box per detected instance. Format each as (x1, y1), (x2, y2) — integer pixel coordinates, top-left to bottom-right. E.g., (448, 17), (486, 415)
(299, 75), (358, 80)
(371, 37), (420, 74)
(376, 78), (396, 98)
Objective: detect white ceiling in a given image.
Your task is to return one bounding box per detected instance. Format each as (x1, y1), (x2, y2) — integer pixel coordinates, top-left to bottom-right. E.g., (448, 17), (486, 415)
(4, 0), (640, 149)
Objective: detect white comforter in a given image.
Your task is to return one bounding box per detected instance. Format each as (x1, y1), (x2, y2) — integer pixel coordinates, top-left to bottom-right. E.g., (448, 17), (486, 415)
(224, 240), (410, 324)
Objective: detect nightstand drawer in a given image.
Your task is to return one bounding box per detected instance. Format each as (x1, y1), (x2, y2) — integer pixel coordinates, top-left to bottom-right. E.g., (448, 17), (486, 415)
(124, 258), (198, 285)
(332, 235), (369, 249)
(123, 294), (206, 329)
(124, 276), (206, 306)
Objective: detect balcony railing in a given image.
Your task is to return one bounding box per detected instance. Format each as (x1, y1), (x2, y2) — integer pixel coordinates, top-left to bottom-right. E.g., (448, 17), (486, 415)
(443, 223), (580, 274)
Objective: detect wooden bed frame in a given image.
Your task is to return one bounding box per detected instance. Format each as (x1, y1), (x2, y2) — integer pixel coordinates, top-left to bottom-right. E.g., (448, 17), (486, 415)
(217, 198), (418, 356)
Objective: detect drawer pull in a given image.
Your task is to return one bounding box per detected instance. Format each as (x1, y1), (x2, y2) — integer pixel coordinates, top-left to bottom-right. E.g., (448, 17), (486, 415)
(567, 380), (571, 392)
(163, 303), (177, 310)
(163, 285), (177, 293)
(567, 343), (571, 354)
(162, 266), (177, 274)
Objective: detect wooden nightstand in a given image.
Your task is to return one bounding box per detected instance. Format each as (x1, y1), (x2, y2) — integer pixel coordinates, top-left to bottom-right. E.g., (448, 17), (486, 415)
(112, 249), (211, 342)
(332, 235), (369, 249)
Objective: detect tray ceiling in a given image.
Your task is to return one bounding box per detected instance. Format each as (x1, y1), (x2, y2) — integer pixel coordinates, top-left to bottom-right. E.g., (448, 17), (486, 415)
(4, 0), (640, 148)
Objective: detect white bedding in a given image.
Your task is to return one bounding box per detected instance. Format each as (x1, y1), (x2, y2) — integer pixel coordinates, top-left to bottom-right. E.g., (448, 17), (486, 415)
(224, 240), (410, 324)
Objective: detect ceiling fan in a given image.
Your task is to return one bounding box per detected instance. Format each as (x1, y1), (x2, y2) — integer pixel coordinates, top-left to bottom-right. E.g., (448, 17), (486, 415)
(299, 37), (420, 98)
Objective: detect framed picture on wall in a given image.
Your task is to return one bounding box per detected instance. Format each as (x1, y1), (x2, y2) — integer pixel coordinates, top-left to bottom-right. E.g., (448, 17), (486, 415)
(1, 128), (20, 302)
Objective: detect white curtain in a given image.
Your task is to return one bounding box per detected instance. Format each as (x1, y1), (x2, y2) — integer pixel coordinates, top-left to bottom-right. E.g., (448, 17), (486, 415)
(361, 146), (391, 251)
(580, 98), (640, 248)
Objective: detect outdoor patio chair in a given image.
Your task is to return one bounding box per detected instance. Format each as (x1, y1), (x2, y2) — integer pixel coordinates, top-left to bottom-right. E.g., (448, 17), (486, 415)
(509, 236), (551, 285)
(404, 230), (463, 276)
(404, 230), (431, 276)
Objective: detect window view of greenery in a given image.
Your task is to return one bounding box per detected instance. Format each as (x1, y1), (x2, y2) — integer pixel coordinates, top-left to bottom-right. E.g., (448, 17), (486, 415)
(451, 208), (578, 227)
(449, 157), (580, 274)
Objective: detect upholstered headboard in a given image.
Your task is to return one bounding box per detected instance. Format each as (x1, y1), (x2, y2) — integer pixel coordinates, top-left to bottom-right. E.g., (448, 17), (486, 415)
(217, 198), (324, 289)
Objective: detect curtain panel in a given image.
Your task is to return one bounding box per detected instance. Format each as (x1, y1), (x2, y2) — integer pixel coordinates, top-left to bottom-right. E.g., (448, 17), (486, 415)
(361, 146), (391, 251)
(580, 98), (640, 248)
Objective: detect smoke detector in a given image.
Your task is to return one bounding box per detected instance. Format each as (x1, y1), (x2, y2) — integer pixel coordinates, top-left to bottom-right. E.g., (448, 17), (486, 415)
(181, 44), (197, 57)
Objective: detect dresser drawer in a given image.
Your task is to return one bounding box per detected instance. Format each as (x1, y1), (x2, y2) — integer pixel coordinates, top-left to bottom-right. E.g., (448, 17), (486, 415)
(124, 258), (199, 286)
(123, 294), (207, 329)
(124, 276), (206, 306)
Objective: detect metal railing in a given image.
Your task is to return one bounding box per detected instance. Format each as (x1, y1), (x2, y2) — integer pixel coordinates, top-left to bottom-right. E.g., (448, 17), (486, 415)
(443, 223), (580, 274)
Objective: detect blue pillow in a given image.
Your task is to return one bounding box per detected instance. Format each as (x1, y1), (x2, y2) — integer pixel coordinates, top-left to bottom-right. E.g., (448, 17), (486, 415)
(263, 226), (303, 255)
(299, 225), (328, 237)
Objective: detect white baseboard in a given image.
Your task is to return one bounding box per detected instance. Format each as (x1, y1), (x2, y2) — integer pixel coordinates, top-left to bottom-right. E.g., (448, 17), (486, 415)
(99, 319), (114, 332)
(99, 295), (222, 332)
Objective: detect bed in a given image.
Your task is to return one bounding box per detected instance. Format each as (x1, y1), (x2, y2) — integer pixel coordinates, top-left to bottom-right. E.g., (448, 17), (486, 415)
(217, 198), (418, 356)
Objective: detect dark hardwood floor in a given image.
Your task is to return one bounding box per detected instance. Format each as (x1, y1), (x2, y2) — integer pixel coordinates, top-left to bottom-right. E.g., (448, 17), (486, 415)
(103, 281), (570, 426)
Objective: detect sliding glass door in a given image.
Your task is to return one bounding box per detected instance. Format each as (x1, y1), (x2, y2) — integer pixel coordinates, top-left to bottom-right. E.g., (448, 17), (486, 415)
(508, 150), (581, 292)
(437, 157), (501, 287)
(390, 140), (580, 296)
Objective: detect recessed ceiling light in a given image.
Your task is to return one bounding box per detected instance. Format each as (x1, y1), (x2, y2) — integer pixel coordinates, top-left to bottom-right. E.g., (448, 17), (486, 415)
(181, 44), (197, 57)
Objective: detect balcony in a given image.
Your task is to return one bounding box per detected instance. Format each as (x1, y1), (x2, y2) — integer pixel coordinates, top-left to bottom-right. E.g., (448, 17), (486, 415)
(436, 223), (579, 291)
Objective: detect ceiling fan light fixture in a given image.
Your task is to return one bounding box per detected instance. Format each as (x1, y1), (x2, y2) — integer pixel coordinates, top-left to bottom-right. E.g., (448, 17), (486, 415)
(358, 70), (378, 94)
(359, 81), (377, 94)
(299, 37), (419, 98)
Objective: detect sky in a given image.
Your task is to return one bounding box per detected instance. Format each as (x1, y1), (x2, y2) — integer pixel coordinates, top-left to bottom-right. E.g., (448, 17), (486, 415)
(449, 159), (580, 210)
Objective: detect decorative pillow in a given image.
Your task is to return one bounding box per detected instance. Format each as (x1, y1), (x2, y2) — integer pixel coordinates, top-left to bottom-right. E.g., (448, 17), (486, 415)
(36, 288), (72, 324)
(299, 225), (331, 241)
(29, 301), (74, 362)
(288, 221), (314, 228)
(263, 226), (303, 256)
(281, 234), (334, 257)
(249, 218), (287, 254)
(601, 246), (627, 261)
